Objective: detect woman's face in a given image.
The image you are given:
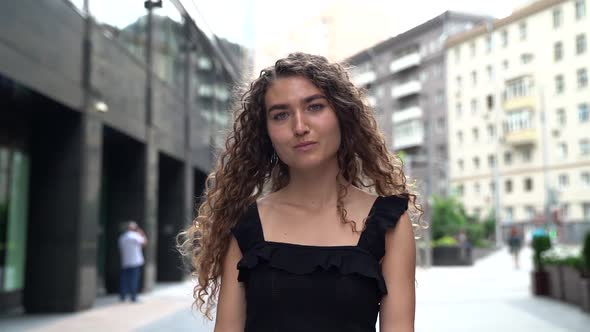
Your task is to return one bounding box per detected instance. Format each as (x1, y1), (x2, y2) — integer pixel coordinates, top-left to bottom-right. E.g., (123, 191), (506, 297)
(264, 76), (341, 171)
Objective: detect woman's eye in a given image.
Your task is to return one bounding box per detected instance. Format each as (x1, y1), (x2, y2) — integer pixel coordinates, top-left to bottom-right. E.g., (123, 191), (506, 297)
(308, 104), (324, 112)
(272, 112), (289, 120)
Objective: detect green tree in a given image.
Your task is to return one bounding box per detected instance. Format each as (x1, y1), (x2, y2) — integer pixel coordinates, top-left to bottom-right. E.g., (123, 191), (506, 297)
(431, 195), (466, 241)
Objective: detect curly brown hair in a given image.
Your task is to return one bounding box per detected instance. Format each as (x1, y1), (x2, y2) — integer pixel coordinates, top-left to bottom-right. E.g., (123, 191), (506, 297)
(177, 52), (423, 319)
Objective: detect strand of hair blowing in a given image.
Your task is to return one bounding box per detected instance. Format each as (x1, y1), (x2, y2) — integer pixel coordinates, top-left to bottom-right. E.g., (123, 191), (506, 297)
(178, 52), (422, 320)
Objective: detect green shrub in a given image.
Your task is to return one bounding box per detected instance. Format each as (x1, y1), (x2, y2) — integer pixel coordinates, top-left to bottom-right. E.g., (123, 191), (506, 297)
(532, 235), (551, 270)
(432, 235), (458, 247)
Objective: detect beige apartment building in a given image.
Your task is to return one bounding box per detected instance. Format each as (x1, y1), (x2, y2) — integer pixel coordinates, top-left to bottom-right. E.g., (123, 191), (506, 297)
(446, 0), (589, 234)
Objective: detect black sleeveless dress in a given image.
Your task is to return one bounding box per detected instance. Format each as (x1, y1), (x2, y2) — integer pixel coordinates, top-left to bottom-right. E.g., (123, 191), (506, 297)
(231, 195), (409, 332)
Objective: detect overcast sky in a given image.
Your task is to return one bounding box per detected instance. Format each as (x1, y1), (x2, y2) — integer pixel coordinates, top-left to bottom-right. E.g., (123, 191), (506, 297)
(197, 0), (532, 47)
(72, 0), (531, 48)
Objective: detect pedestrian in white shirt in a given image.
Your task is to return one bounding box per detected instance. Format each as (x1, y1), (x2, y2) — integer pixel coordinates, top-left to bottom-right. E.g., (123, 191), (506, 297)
(118, 221), (147, 302)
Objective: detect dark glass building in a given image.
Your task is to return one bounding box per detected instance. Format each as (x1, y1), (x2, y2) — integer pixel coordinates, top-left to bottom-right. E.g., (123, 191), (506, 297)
(0, 0), (245, 312)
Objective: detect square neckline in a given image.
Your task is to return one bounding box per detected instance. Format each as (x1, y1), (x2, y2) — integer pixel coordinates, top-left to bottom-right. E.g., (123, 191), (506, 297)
(253, 196), (382, 249)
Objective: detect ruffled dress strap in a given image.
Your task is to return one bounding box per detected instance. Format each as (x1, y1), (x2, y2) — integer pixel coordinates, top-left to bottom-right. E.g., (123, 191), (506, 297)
(230, 203), (265, 254)
(357, 195), (410, 261)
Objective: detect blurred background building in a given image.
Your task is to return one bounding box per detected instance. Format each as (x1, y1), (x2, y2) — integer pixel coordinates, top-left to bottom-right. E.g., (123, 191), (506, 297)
(0, 0), (249, 312)
(446, 0), (590, 242)
(345, 11), (489, 198)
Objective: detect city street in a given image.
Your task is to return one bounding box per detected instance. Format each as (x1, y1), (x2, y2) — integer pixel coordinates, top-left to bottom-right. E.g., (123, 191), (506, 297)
(1, 246), (589, 331)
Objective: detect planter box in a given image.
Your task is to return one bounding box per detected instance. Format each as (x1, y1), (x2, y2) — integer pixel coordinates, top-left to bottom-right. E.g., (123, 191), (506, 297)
(581, 278), (590, 313)
(432, 246), (473, 266)
(561, 266), (581, 305)
(531, 270), (549, 296)
(545, 265), (565, 301)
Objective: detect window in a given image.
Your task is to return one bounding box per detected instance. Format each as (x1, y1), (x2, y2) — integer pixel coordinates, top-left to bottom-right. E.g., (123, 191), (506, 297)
(580, 103), (589, 122)
(502, 60), (509, 70)
(485, 35), (492, 53)
(521, 148), (532, 162)
(458, 159), (464, 170)
(582, 172), (590, 187)
(505, 76), (533, 99)
(471, 98), (478, 113)
(456, 103), (462, 117)
(501, 30), (508, 47)
(490, 181), (496, 194)
(473, 157), (480, 169)
(470, 41), (476, 57)
(557, 108), (566, 125)
(472, 128), (479, 141)
(554, 42), (563, 61)
(561, 203), (570, 220)
(504, 151), (512, 165)
(434, 90), (444, 105)
(420, 70), (429, 81)
(577, 68), (588, 88)
(487, 124), (495, 141)
(456, 184), (464, 196)
(474, 183), (481, 195)
(584, 202), (590, 221)
(433, 64), (443, 78)
(505, 110), (533, 133)
(553, 8), (563, 28)
(505, 179), (513, 193)
(521, 53), (533, 64)
(555, 75), (564, 94)
(524, 207), (538, 221)
(558, 173), (569, 189)
(456, 75), (462, 87)
(486, 65), (494, 80)
(471, 71), (477, 85)
(488, 154), (496, 167)
(519, 22), (527, 40)
(486, 95), (494, 111)
(558, 142), (568, 158)
(504, 207), (514, 222)
(524, 177), (533, 191)
(581, 139), (590, 156)
(436, 117), (445, 133)
(577, 34), (587, 54)
(457, 131), (463, 143)
(576, 0), (586, 20)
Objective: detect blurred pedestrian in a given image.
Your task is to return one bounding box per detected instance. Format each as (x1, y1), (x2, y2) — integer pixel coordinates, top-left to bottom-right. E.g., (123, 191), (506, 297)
(508, 226), (523, 269)
(178, 52), (421, 331)
(118, 221), (147, 302)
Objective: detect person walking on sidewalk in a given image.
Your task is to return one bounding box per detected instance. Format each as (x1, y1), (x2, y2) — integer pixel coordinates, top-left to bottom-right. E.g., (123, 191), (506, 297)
(179, 52), (422, 332)
(507, 226), (523, 269)
(118, 221), (147, 302)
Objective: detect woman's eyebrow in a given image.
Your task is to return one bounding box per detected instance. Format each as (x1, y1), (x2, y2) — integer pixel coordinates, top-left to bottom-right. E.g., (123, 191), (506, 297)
(303, 94), (327, 103)
(267, 103), (289, 113)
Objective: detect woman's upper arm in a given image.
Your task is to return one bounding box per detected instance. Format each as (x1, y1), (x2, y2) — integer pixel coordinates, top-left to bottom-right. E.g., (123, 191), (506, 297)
(379, 212), (416, 332)
(214, 235), (246, 332)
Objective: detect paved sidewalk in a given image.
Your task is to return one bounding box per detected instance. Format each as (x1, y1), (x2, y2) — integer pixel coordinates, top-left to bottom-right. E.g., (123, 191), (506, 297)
(1, 247), (589, 331)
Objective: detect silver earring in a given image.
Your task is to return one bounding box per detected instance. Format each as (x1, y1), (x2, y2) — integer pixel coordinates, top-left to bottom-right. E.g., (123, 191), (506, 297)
(271, 151), (278, 165)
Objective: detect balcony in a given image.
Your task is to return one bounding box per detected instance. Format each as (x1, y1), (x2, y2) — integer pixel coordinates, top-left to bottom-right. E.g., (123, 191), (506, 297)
(392, 106), (422, 123)
(390, 52), (421, 73)
(352, 71), (376, 87)
(503, 95), (536, 112)
(393, 119), (424, 150)
(391, 80), (421, 99)
(504, 128), (537, 146)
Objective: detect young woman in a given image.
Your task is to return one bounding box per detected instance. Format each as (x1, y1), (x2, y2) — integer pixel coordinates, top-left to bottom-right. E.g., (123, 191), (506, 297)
(179, 52), (422, 332)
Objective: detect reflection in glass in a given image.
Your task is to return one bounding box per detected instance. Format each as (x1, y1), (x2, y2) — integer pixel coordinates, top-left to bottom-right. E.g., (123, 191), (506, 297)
(65, 0), (85, 14)
(152, 0), (185, 88)
(91, 0), (149, 61)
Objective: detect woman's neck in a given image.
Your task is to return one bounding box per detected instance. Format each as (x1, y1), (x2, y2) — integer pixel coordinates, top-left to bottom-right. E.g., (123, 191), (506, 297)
(280, 159), (348, 210)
